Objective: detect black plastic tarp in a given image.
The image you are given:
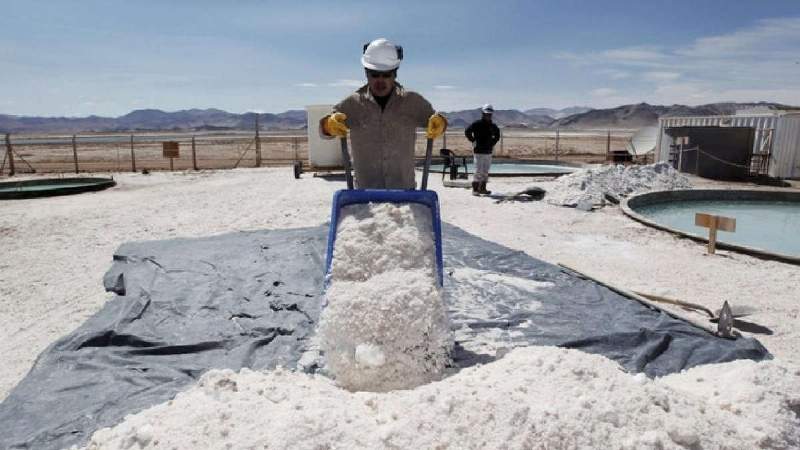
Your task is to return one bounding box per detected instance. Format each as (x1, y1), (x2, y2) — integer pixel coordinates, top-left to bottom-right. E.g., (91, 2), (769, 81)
(0, 223), (769, 450)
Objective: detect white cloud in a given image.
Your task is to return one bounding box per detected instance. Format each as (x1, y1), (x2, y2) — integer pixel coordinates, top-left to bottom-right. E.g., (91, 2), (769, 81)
(591, 88), (617, 97)
(327, 80), (362, 88)
(699, 87), (800, 105)
(557, 16), (800, 106)
(601, 46), (667, 61)
(634, 80), (800, 107)
(652, 82), (711, 101)
(678, 17), (800, 58)
(552, 51), (578, 61)
(555, 46), (668, 68)
(597, 69), (631, 80)
(433, 85), (456, 90)
(294, 82), (318, 88)
(642, 71), (681, 82)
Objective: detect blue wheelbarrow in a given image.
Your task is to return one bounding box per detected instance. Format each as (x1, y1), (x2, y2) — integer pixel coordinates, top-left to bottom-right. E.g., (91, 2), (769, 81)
(324, 136), (444, 286)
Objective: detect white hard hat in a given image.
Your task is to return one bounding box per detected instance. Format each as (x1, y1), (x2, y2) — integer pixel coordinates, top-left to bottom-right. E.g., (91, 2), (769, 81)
(482, 104), (494, 114)
(361, 38), (403, 71)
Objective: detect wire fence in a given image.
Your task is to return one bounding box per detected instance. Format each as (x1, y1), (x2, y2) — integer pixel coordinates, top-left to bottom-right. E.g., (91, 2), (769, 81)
(435, 129), (633, 160)
(0, 132), (308, 175)
(1, 129), (634, 176)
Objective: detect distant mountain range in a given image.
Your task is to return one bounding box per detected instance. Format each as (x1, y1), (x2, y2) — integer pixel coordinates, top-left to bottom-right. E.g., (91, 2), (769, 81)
(0, 109), (308, 134)
(444, 108), (561, 129)
(0, 102), (795, 133)
(524, 106), (592, 119)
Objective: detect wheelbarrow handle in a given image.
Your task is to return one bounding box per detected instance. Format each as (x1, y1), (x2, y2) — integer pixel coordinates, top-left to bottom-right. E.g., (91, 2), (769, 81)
(340, 137), (354, 190)
(420, 138), (433, 191)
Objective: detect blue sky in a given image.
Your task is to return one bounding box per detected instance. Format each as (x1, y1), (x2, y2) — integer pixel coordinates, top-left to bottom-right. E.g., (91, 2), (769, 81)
(2, 0), (799, 117)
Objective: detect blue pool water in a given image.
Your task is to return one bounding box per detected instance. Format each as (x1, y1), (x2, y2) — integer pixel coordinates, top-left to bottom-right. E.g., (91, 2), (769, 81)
(422, 163), (576, 175)
(637, 200), (800, 256)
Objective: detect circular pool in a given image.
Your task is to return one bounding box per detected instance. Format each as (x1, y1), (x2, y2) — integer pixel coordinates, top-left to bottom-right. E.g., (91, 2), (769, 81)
(0, 177), (116, 200)
(623, 189), (800, 264)
(418, 159), (579, 177)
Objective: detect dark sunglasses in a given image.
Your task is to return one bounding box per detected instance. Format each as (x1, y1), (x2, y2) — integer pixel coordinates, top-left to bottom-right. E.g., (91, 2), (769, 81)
(366, 69), (396, 79)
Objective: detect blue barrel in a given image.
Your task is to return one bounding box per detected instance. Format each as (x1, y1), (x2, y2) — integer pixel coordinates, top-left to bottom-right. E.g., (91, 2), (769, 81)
(325, 189), (444, 286)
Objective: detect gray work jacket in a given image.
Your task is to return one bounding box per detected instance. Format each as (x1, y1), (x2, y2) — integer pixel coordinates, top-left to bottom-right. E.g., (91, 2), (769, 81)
(329, 83), (434, 189)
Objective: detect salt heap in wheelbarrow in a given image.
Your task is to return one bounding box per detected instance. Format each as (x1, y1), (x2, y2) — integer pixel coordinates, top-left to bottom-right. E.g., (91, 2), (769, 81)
(318, 202), (453, 392)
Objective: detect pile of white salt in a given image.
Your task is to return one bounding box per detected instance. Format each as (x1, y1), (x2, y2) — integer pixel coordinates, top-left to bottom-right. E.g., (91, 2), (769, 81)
(77, 346), (800, 450)
(317, 202), (453, 392)
(546, 162), (692, 208)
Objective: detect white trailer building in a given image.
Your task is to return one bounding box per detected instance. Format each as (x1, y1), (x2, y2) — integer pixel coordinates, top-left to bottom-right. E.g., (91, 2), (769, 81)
(655, 110), (800, 179)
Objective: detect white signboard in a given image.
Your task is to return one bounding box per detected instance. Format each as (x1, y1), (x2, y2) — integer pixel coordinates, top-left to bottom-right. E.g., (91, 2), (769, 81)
(306, 105), (343, 168)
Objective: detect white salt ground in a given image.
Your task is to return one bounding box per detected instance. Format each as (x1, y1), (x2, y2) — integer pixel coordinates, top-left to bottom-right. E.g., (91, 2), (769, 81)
(546, 162), (692, 207)
(2, 168), (799, 449)
(77, 345), (800, 450)
(319, 202), (453, 391)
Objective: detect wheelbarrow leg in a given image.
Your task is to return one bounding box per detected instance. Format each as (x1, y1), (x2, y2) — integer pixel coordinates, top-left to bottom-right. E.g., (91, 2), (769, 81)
(421, 138), (433, 190)
(340, 137), (354, 189)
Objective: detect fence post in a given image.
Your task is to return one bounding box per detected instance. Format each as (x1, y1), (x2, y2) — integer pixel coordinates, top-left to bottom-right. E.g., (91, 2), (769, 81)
(5, 134), (15, 176)
(500, 128), (504, 156)
(443, 132), (447, 149)
(555, 128), (560, 161)
(130, 135), (136, 172)
(72, 135), (79, 173)
(254, 115), (262, 167)
(605, 130), (611, 161)
(191, 136), (198, 170)
(696, 145), (700, 174)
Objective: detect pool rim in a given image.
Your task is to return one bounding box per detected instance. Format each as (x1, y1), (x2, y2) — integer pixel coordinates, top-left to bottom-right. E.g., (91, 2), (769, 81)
(415, 158), (582, 177)
(0, 177), (116, 200)
(621, 189), (800, 266)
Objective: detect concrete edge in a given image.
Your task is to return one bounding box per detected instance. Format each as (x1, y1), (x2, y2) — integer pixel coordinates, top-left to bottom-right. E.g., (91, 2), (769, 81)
(621, 189), (800, 266)
(417, 159), (582, 178)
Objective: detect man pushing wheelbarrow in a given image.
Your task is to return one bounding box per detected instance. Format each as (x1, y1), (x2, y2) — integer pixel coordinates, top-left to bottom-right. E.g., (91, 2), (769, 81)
(318, 37), (449, 286)
(315, 39), (452, 390)
(319, 37), (447, 189)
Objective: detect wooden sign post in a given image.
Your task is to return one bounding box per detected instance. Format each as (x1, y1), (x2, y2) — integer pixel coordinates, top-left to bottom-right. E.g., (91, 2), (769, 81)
(130, 135), (136, 172)
(162, 141), (180, 171)
(695, 212), (736, 254)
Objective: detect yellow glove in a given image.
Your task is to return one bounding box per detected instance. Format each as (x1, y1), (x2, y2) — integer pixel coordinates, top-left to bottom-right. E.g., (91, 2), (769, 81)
(323, 112), (349, 137)
(426, 113), (447, 139)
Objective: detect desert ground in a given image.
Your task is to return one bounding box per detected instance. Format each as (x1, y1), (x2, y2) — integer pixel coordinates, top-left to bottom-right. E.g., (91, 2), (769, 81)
(1, 160), (799, 448)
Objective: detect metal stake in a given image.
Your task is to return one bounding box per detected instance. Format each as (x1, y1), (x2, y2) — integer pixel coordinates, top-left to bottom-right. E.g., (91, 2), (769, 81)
(421, 138), (433, 190)
(340, 137), (354, 189)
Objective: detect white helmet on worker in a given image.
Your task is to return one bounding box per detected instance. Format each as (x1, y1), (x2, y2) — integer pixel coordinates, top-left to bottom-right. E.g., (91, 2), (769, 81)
(481, 104), (494, 114)
(361, 38), (403, 71)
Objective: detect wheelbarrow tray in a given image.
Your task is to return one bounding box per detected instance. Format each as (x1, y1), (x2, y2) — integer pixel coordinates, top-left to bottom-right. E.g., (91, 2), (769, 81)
(324, 188), (444, 287)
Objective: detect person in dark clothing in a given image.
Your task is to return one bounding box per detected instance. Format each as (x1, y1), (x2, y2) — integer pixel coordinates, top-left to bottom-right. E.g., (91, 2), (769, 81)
(465, 104), (500, 195)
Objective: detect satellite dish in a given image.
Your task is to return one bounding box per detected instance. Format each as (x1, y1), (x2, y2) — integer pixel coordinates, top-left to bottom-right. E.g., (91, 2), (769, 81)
(626, 126), (659, 156)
